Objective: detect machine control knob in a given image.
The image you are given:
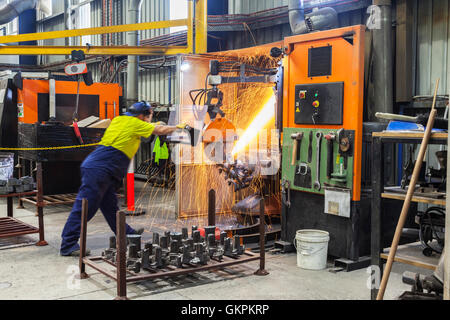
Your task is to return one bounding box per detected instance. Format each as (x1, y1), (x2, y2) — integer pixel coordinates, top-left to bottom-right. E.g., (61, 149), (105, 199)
(312, 100), (320, 108)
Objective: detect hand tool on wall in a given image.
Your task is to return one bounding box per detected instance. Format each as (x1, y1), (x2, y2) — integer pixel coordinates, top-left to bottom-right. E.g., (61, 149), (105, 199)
(313, 132), (323, 191)
(375, 112), (448, 130)
(377, 79), (440, 300)
(291, 132), (304, 165)
(324, 133), (336, 179)
(294, 163), (312, 189)
(308, 130), (313, 163)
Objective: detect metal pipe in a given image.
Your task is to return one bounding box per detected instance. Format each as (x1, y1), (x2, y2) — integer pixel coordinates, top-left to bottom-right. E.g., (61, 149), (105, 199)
(126, 0), (143, 106)
(288, 0), (306, 35)
(0, 0), (37, 25)
(372, 0), (393, 117)
(288, 0), (338, 35)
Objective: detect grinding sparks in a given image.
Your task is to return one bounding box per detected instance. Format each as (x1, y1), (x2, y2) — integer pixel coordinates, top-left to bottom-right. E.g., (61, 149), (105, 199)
(231, 91), (276, 156)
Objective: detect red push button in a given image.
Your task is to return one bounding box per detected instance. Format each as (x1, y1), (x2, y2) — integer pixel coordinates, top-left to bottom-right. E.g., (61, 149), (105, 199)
(312, 100), (320, 108)
(299, 91), (306, 99)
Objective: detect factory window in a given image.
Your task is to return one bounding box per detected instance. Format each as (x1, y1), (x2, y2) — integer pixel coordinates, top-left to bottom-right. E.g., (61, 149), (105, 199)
(77, 2), (91, 45)
(170, 0), (188, 33)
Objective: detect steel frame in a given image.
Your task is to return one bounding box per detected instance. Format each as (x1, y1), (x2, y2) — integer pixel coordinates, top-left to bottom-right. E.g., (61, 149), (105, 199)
(0, 190), (46, 245)
(79, 195), (269, 299)
(0, 0), (207, 56)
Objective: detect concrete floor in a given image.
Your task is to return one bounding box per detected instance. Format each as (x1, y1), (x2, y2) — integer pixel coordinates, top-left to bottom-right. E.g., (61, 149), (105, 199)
(0, 183), (434, 300)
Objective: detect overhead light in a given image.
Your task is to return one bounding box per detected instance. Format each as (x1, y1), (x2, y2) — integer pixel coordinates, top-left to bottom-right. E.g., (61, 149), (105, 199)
(180, 62), (190, 72)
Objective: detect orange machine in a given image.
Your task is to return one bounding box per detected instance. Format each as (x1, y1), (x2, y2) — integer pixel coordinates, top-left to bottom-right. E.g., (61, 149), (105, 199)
(279, 25), (373, 265)
(17, 79), (122, 124)
(282, 25), (365, 201)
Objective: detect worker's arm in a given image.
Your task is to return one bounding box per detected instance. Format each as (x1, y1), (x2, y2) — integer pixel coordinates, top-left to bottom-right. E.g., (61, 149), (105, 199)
(152, 125), (179, 136)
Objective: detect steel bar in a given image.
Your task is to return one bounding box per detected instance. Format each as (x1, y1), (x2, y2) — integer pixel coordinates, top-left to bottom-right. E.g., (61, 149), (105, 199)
(376, 79), (440, 300)
(254, 199), (269, 276)
(78, 198), (89, 279)
(0, 217), (39, 239)
(115, 211), (127, 300)
(35, 162), (48, 246)
(371, 135), (384, 300)
(195, 0), (207, 53)
(0, 191), (37, 198)
(0, 19), (188, 44)
(446, 115), (450, 300)
(82, 258), (117, 280)
(0, 45), (191, 56)
(208, 189), (216, 226)
(7, 197), (13, 217)
(125, 252), (260, 282)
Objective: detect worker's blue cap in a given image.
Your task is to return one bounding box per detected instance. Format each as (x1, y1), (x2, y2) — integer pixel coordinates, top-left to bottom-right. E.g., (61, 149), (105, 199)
(125, 101), (152, 116)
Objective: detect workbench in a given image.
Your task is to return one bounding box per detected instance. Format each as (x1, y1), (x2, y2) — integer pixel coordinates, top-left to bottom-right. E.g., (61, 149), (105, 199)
(0, 190), (47, 245)
(371, 131), (447, 300)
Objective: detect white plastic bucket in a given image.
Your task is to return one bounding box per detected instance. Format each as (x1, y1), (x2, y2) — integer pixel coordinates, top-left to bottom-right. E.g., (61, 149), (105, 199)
(294, 229), (330, 270)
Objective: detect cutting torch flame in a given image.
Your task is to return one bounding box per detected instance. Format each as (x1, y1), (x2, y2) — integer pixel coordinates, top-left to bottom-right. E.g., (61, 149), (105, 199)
(231, 91), (276, 156)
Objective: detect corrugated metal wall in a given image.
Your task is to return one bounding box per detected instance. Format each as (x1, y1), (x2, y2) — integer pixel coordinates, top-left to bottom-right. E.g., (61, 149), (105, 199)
(225, 7), (367, 50)
(416, 0), (450, 96)
(36, 0), (171, 103)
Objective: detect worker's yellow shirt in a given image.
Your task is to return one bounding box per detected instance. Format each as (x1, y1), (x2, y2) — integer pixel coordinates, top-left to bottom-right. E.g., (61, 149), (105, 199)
(99, 115), (155, 159)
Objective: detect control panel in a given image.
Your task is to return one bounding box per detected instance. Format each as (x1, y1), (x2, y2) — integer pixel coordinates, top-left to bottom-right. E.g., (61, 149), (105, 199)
(294, 82), (344, 125)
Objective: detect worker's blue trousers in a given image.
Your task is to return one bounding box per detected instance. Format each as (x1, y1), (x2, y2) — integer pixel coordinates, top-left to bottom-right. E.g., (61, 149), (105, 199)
(60, 167), (135, 255)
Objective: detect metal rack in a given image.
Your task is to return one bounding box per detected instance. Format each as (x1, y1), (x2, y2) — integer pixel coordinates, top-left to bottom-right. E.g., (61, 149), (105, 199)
(0, 190), (47, 245)
(78, 194), (269, 300)
(371, 131), (447, 300)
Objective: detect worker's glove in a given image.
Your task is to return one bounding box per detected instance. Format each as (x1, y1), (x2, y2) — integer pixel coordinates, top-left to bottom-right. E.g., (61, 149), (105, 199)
(176, 123), (188, 130)
(155, 121), (166, 126)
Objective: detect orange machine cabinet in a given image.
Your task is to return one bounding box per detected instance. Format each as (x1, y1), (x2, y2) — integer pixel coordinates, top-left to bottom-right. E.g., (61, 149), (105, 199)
(282, 25), (365, 201)
(17, 79), (122, 124)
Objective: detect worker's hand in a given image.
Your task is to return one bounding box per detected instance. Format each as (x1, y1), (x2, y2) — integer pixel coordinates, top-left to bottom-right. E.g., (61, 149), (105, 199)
(176, 123), (188, 130)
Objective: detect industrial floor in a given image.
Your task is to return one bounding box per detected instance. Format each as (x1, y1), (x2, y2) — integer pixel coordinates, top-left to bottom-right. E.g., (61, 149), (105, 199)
(0, 181), (433, 300)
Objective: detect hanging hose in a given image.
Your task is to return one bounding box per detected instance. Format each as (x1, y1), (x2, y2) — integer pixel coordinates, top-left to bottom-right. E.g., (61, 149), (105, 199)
(417, 206), (446, 255)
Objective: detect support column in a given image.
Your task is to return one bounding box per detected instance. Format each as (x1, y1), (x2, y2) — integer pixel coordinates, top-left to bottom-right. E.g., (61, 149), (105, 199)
(370, 0), (393, 120)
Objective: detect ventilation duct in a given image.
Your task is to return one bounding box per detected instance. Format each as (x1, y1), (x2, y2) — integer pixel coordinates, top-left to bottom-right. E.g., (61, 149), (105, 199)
(288, 0), (339, 35)
(0, 0), (38, 25)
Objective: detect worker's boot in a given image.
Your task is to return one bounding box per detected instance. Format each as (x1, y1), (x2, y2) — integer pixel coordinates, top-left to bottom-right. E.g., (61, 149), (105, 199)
(67, 248), (91, 257)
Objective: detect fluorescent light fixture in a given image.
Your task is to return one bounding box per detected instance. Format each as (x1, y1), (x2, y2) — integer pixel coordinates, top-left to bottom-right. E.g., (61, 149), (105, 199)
(180, 62), (190, 72)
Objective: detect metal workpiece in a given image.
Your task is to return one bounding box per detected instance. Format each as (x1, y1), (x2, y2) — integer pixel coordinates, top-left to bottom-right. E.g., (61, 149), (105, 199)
(181, 227), (188, 239)
(192, 230), (201, 243)
(220, 232), (227, 246)
(82, 214), (267, 299)
(204, 226), (216, 239)
(170, 239), (180, 254)
(159, 236), (168, 249)
(152, 232), (160, 245)
(170, 232), (183, 242)
(127, 234), (141, 252)
(109, 236), (116, 249)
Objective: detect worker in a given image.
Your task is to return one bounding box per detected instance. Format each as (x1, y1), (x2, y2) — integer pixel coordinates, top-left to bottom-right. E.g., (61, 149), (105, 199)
(60, 101), (186, 256)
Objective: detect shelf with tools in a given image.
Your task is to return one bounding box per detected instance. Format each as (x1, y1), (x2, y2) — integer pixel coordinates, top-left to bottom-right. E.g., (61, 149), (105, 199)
(371, 130), (447, 300)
